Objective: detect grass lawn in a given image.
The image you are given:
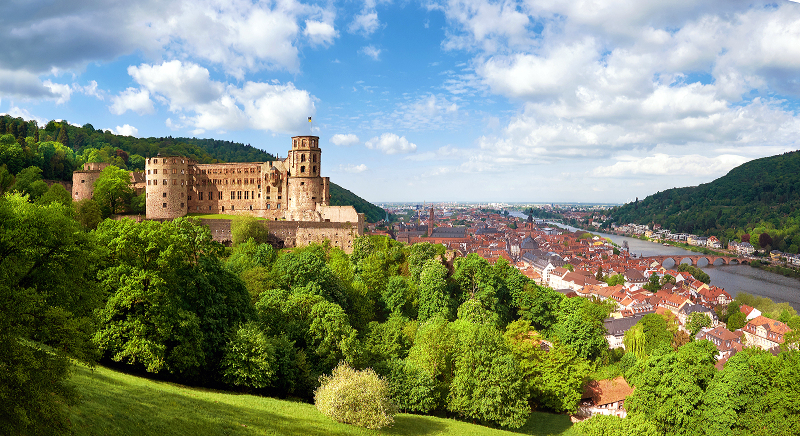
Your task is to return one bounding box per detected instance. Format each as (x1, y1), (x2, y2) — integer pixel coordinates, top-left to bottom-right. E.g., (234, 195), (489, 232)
(68, 364), (580, 436)
(187, 213), (266, 220)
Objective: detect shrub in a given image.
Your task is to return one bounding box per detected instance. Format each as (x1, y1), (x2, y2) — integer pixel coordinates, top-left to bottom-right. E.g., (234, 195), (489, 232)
(314, 362), (397, 429)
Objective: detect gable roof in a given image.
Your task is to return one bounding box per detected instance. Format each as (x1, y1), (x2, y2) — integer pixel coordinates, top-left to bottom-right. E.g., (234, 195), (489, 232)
(582, 377), (634, 406)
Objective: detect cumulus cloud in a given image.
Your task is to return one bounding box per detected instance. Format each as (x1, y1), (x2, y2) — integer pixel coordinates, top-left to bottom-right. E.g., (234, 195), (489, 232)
(365, 133), (417, 154)
(359, 45), (381, 60)
(0, 69), (72, 102)
(590, 153), (751, 177)
(116, 61), (315, 134)
(349, 11), (380, 36)
(0, 0), (338, 78)
(304, 20), (337, 46)
(1, 106), (46, 125)
(109, 88), (155, 115)
(331, 133), (360, 146)
(111, 124), (139, 137)
(339, 163), (368, 173)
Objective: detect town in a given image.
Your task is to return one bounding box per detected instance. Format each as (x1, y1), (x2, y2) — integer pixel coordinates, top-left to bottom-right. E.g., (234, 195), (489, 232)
(369, 205), (792, 365)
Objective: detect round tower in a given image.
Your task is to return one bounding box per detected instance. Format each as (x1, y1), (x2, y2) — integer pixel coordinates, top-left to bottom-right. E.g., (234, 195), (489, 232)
(145, 155), (189, 219)
(287, 136), (324, 216)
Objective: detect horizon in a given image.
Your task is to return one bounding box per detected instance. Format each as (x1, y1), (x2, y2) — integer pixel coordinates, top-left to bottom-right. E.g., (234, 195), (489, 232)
(2, 1), (800, 204)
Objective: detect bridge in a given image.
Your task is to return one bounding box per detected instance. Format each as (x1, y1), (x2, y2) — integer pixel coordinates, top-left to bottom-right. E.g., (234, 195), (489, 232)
(638, 254), (748, 267)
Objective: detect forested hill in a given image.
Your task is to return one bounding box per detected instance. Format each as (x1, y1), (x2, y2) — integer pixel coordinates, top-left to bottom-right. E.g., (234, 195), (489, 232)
(0, 115), (385, 222)
(608, 149), (800, 250)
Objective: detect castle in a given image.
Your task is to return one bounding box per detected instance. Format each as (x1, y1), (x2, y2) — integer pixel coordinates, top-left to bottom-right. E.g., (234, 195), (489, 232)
(73, 135), (365, 252)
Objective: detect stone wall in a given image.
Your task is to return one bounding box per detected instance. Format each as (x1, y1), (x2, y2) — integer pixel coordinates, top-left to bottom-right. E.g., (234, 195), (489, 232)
(199, 218), (363, 253)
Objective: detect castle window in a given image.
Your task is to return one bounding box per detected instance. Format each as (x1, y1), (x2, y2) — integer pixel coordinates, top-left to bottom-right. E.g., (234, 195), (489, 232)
(162, 203), (167, 208)
(237, 191), (242, 200)
(209, 206), (212, 210)
(163, 179), (167, 185)
(148, 180), (151, 185)
(301, 154), (306, 162)
(163, 192), (167, 198)
(154, 159), (158, 164)
(188, 196), (192, 201)
(313, 166), (316, 173)
(267, 186), (270, 192)
(222, 206), (225, 211)
(267, 204), (270, 210)
(245, 191), (249, 200)
(301, 182), (304, 185)
(313, 155), (316, 163)
(278, 196), (281, 199)
(301, 166), (305, 173)
(231, 205), (234, 211)
(180, 203), (184, 208)
(172, 159), (176, 164)
(250, 205), (253, 210)
(277, 204), (281, 209)
(218, 192), (222, 200)
(147, 170), (151, 175)
(252, 191), (254, 199)
(199, 192), (203, 200)
(153, 169), (157, 174)
(231, 192), (235, 200)
(208, 192), (212, 200)
(172, 168), (177, 174)
(173, 179), (177, 185)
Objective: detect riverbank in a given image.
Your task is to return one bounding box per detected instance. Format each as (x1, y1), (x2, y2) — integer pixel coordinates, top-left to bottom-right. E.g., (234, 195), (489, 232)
(750, 260), (800, 280)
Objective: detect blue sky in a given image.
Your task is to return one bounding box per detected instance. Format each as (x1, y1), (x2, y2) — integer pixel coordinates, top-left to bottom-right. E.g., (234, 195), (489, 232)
(2, 0), (800, 203)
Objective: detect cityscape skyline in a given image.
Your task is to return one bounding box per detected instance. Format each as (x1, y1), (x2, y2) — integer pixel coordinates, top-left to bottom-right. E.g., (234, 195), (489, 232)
(2, 0), (800, 203)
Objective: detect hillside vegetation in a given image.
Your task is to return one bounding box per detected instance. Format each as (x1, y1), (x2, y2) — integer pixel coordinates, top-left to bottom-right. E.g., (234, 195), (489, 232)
(608, 150), (800, 253)
(0, 114), (384, 222)
(68, 363), (578, 436)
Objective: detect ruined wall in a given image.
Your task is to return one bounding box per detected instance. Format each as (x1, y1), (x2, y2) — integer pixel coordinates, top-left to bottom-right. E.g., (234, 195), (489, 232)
(145, 156), (189, 219)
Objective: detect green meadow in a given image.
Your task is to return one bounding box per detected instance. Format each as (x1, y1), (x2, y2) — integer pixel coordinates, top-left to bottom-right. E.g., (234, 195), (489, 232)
(68, 364), (579, 436)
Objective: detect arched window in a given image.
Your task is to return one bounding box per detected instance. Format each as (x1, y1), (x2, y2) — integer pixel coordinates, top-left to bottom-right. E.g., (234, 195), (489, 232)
(301, 166), (305, 173)
(301, 154), (306, 162)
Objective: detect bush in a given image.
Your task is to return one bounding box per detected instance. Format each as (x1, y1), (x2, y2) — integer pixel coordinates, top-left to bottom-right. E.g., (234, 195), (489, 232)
(231, 216), (270, 245)
(314, 362), (397, 429)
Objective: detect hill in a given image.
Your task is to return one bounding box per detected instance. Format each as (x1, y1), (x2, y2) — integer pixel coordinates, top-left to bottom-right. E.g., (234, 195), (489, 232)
(0, 115), (385, 222)
(68, 363), (578, 436)
(607, 149), (800, 253)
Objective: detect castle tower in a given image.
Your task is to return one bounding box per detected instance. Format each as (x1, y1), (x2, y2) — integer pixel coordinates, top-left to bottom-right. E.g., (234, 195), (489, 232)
(71, 162), (110, 201)
(145, 155), (189, 219)
(287, 135), (326, 219)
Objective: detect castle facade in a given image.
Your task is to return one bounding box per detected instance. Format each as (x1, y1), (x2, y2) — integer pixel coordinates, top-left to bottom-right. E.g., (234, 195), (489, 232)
(74, 135), (364, 252)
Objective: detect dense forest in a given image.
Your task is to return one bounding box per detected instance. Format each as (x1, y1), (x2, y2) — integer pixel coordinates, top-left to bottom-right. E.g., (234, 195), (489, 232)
(607, 150), (800, 253)
(0, 114), (385, 222)
(3, 188), (799, 435)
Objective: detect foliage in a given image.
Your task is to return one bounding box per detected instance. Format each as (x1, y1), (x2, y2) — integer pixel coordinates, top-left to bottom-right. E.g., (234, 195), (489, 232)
(0, 193), (102, 435)
(726, 312), (747, 331)
(604, 273), (626, 286)
(36, 183), (72, 206)
(552, 297), (610, 361)
(676, 263), (710, 284)
(643, 273), (661, 292)
(93, 218), (252, 380)
(93, 165), (134, 215)
(418, 259), (450, 321)
(608, 149), (800, 254)
(576, 415), (659, 436)
(315, 362), (397, 429)
(231, 216), (270, 245)
(623, 314), (673, 359)
(75, 198), (103, 229)
(686, 312), (712, 337)
(221, 322), (277, 389)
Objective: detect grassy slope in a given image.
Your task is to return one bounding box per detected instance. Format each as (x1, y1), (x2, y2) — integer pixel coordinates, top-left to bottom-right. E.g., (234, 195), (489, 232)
(68, 364), (579, 436)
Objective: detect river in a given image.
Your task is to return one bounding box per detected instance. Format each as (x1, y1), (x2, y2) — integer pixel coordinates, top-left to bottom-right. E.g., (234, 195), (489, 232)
(509, 212), (800, 311)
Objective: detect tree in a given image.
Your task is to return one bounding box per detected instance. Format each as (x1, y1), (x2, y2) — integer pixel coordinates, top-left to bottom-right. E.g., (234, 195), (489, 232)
(759, 232), (773, 250)
(221, 322), (277, 389)
(686, 312), (712, 337)
(726, 311), (747, 331)
(624, 314), (673, 359)
(643, 273), (661, 292)
(36, 183), (72, 206)
(11, 166), (46, 199)
(231, 216), (270, 245)
(75, 198), (103, 229)
(625, 340), (717, 435)
(93, 218), (252, 380)
(0, 193), (102, 435)
(92, 165), (133, 215)
(315, 362), (397, 429)
(0, 164), (14, 194)
(447, 320), (530, 428)
(605, 273), (626, 286)
(418, 259), (450, 321)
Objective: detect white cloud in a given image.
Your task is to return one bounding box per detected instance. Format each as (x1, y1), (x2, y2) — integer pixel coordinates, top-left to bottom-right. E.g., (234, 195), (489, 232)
(591, 153), (751, 177)
(331, 133), (360, 146)
(304, 20), (337, 46)
(339, 163), (368, 173)
(360, 45), (381, 60)
(0, 69), (72, 102)
(76, 80), (104, 100)
(1, 106), (46, 125)
(120, 61), (315, 134)
(365, 133), (417, 154)
(349, 11), (380, 36)
(109, 87), (155, 115)
(111, 124), (139, 137)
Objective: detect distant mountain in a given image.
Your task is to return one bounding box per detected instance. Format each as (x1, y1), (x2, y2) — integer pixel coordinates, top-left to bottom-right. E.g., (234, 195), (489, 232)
(0, 115), (385, 222)
(608, 150), (800, 251)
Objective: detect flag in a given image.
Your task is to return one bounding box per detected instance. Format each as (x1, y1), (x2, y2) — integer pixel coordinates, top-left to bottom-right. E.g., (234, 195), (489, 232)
(308, 117), (312, 122)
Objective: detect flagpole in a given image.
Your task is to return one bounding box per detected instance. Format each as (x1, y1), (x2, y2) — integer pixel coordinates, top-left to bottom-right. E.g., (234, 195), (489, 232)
(308, 116), (313, 135)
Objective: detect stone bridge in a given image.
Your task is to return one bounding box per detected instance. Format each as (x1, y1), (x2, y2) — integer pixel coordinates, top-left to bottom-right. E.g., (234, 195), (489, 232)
(639, 254), (748, 267)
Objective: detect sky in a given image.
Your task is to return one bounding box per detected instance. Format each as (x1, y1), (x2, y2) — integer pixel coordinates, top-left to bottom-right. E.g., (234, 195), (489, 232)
(2, 0), (800, 204)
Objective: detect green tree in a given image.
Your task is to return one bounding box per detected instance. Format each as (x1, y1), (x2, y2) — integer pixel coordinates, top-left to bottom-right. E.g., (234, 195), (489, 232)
(0, 164), (14, 193)
(605, 273), (626, 286)
(447, 319), (530, 428)
(624, 314), (673, 359)
(231, 216), (270, 245)
(75, 198), (103, 229)
(0, 193), (102, 435)
(643, 273), (661, 292)
(625, 340), (718, 435)
(686, 312), (712, 337)
(36, 183), (72, 206)
(221, 322), (277, 389)
(418, 259), (450, 321)
(93, 218), (252, 380)
(726, 311), (747, 331)
(92, 165), (133, 215)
